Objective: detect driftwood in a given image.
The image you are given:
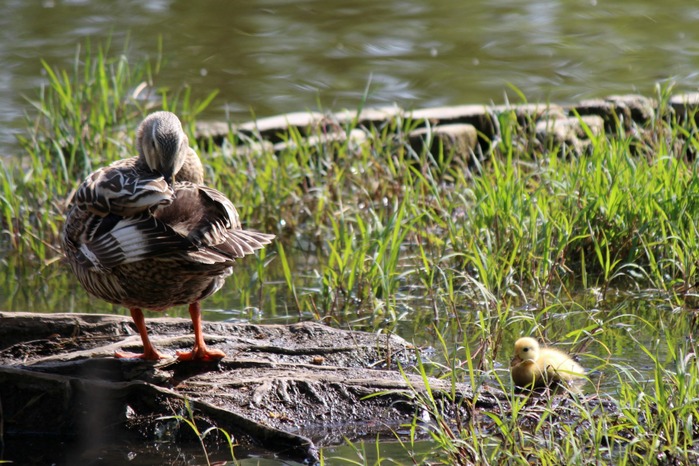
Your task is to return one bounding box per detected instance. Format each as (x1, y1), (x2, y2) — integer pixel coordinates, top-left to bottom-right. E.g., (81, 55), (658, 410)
(0, 312), (507, 463)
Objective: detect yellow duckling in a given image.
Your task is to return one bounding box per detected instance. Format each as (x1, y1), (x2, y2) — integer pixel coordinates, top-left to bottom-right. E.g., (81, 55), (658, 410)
(510, 337), (584, 389)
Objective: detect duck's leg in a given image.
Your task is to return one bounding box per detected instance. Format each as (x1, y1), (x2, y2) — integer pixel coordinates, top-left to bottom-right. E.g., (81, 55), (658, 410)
(176, 302), (226, 361)
(114, 308), (166, 360)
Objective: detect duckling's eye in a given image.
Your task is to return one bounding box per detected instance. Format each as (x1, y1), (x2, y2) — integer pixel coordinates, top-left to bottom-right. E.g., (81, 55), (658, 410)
(523, 348), (529, 352)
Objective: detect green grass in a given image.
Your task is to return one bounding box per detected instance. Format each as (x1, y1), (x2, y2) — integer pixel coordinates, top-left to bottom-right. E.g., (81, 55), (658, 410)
(157, 399), (237, 466)
(4, 44), (699, 464)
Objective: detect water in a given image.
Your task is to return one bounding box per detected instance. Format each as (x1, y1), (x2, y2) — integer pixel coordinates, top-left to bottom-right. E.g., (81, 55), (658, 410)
(3, 0), (699, 156)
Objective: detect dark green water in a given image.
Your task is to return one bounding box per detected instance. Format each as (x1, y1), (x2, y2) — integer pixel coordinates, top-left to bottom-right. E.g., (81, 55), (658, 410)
(2, 0), (699, 155)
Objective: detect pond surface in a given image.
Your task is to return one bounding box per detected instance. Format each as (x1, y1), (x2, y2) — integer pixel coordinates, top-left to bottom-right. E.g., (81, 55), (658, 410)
(2, 0), (699, 155)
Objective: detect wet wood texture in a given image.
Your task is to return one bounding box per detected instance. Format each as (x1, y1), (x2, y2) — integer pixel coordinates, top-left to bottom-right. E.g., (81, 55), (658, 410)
(0, 312), (503, 463)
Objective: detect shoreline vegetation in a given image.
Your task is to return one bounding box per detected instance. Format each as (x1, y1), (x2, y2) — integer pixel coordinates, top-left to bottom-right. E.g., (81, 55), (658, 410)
(3, 44), (699, 464)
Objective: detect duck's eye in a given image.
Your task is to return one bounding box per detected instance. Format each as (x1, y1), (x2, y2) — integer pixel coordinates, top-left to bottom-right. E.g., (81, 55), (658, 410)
(523, 348), (529, 352)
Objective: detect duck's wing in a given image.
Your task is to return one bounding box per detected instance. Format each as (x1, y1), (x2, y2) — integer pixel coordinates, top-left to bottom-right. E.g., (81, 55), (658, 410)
(74, 164), (174, 217)
(155, 183), (275, 264)
(197, 184), (275, 257)
(65, 210), (195, 272)
(64, 160), (186, 271)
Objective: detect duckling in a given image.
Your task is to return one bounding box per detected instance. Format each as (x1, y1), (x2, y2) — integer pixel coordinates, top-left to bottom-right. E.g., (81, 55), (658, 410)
(510, 337), (584, 389)
(62, 111), (275, 361)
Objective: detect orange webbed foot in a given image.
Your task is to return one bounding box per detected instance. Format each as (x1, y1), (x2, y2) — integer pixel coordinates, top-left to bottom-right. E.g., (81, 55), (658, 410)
(175, 346), (226, 362)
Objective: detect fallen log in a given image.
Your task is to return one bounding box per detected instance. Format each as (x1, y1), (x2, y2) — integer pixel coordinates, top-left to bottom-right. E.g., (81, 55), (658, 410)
(0, 312), (504, 463)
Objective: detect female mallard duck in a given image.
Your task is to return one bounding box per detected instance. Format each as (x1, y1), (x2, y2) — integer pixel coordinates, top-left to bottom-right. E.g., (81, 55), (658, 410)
(510, 337), (585, 389)
(62, 111), (274, 361)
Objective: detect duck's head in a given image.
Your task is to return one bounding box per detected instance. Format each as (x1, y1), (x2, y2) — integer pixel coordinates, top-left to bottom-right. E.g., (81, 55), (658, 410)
(136, 111), (189, 185)
(511, 337), (540, 365)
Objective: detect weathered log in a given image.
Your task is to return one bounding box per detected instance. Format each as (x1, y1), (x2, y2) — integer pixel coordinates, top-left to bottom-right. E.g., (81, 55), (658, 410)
(0, 312), (504, 463)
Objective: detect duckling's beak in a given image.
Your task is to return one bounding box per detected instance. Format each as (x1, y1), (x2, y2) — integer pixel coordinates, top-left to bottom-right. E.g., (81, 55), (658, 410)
(510, 355), (522, 367)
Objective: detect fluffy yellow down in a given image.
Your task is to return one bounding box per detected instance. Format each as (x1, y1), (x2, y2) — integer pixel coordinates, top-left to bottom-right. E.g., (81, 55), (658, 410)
(510, 337), (585, 389)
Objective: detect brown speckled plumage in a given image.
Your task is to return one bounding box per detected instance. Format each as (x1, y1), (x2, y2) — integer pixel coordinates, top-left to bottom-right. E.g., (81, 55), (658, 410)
(62, 111), (274, 361)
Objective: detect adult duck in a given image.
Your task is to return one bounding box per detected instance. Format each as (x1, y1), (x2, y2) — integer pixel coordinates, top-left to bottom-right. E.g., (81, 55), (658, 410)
(62, 111), (274, 361)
